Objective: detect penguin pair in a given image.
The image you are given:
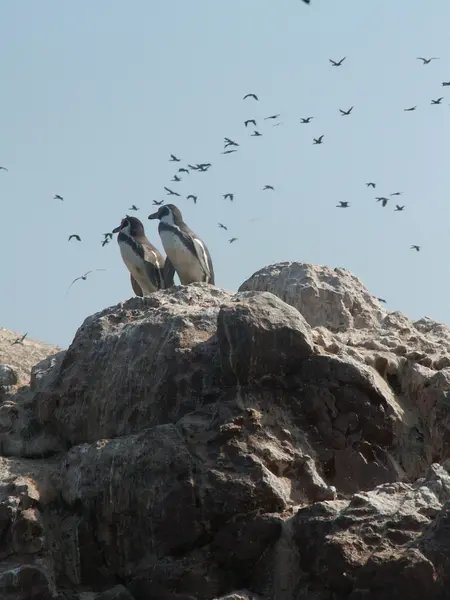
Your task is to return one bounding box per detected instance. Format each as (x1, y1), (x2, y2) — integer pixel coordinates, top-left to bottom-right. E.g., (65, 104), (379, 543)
(112, 204), (215, 297)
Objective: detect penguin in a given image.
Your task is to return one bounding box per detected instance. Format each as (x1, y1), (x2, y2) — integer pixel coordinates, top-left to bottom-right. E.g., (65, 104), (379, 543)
(148, 204), (215, 286)
(112, 215), (171, 296)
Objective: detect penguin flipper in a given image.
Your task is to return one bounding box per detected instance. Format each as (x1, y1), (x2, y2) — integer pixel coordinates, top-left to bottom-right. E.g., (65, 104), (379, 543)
(163, 258), (176, 288)
(130, 274), (144, 297)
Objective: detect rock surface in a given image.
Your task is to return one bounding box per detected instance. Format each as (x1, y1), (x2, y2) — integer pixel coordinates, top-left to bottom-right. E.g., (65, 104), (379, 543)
(1, 261), (450, 599)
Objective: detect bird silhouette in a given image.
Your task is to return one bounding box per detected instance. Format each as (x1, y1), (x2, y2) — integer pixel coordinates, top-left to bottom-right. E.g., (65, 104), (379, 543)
(12, 332), (28, 345)
(164, 187), (180, 196)
(218, 223), (228, 230)
(390, 192), (402, 196)
(169, 154), (181, 162)
(243, 93), (258, 101)
(264, 114), (280, 120)
(366, 182), (376, 188)
(300, 117), (314, 123)
(417, 57), (439, 64)
(376, 197), (389, 207)
(442, 81), (450, 86)
(129, 205), (139, 211)
(395, 205), (405, 211)
(410, 245), (421, 251)
(171, 174), (181, 182)
(229, 237), (238, 244)
(187, 194), (198, 204)
(152, 200), (164, 205)
(431, 97), (443, 105)
(263, 185), (274, 191)
(0, 166), (8, 171)
(178, 168), (190, 175)
(245, 119), (257, 127)
(251, 131), (262, 137)
(223, 193), (234, 201)
(221, 149), (238, 155)
(68, 234), (81, 242)
(224, 137), (239, 147)
(66, 270), (106, 294)
(101, 238), (110, 247)
(336, 201), (350, 208)
(313, 135), (324, 144)
(54, 194), (64, 201)
(339, 106), (354, 116)
(329, 57), (346, 67)
(404, 106), (417, 112)
(103, 233), (113, 240)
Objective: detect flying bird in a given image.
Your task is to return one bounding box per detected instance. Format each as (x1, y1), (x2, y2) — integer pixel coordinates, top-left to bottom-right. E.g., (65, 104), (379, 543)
(129, 205), (139, 211)
(11, 332), (28, 345)
(221, 149), (238, 155)
(224, 137), (239, 147)
(243, 93), (258, 101)
(264, 114), (280, 120)
(103, 233), (113, 240)
(223, 193), (234, 201)
(54, 194), (64, 201)
(417, 57), (439, 64)
(442, 81), (450, 86)
(0, 166), (8, 171)
(229, 237), (238, 244)
(169, 154), (181, 162)
(313, 135), (324, 144)
(410, 245), (421, 251)
(218, 223), (228, 230)
(431, 97), (443, 104)
(263, 185), (274, 191)
(395, 205), (405, 211)
(336, 202), (350, 208)
(366, 182), (376, 188)
(390, 192), (402, 196)
(178, 168), (190, 175)
(68, 234), (81, 242)
(187, 194), (198, 204)
(171, 175), (181, 182)
(164, 187), (181, 196)
(377, 197), (389, 207)
(101, 238), (110, 247)
(329, 57), (346, 67)
(66, 270), (106, 294)
(152, 200), (164, 205)
(300, 117), (314, 123)
(244, 119), (257, 127)
(404, 106), (417, 112)
(251, 131), (262, 136)
(339, 106), (354, 116)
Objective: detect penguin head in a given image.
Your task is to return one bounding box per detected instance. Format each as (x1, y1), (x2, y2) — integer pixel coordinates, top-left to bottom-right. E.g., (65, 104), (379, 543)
(148, 204), (183, 226)
(112, 215), (145, 237)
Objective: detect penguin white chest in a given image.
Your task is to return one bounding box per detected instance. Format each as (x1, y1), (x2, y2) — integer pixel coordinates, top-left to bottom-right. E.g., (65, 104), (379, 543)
(159, 229), (205, 284)
(119, 241), (156, 294)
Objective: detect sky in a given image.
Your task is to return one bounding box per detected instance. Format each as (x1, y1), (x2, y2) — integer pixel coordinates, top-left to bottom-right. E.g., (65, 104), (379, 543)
(1, 0), (450, 348)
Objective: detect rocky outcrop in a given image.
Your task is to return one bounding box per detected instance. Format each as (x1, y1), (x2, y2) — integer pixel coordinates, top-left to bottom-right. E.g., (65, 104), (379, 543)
(2, 261), (450, 599)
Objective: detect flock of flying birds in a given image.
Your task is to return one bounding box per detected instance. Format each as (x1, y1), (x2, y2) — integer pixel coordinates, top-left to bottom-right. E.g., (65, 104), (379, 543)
(1, 53), (447, 302)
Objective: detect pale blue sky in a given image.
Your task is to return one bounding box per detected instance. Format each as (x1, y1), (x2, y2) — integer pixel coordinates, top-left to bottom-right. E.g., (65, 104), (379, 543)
(2, 0), (450, 348)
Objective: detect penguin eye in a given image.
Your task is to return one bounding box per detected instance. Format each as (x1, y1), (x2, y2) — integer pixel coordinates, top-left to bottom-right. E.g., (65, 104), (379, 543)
(122, 219), (129, 228)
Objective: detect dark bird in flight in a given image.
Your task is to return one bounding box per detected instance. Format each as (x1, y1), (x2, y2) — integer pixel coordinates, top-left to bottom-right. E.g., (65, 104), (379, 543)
(223, 193), (234, 201)
(0, 166), (8, 171)
(164, 187), (180, 196)
(431, 97), (443, 104)
(366, 182), (376, 188)
(376, 197), (389, 207)
(54, 194), (64, 201)
(103, 232), (113, 240)
(188, 164), (199, 171)
(339, 106), (354, 116)
(218, 223), (228, 230)
(187, 194), (198, 204)
(195, 163), (212, 172)
(66, 270), (106, 294)
(229, 237), (238, 244)
(221, 149), (238, 155)
(329, 57), (346, 67)
(390, 192), (402, 196)
(245, 119), (257, 127)
(102, 238), (110, 247)
(243, 93), (258, 101)
(178, 168), (190, 175)
(263, 185), (274, 191)
(410, 245), (421, 251)
(251, 131), (262, 137)
(224, 137), (239, 147)
(336, 201), (350, 208)
(152, 200), (164, 205)
(129, 205), (139, 211)
(417, 57), (439, 64)
(12, 332), (28, 345)
(264, 114), (280, 120)
(170, 154), (181, 162)
(171, 174), (181, 182)
(377, 297), (387, 303)
(302, 0), (310, 3)
(395, 205), (405, 211)
(68, 234), (81, 242)
(404, 106), (417, 112)
(300, 117), (314, 123)
(442, 81), (450, 86)
(313, 135), (324, 144)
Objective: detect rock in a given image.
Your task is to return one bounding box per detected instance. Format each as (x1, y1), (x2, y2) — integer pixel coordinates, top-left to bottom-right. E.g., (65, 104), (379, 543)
(3, 262), (450, 599)
(0, 364), (18, 387)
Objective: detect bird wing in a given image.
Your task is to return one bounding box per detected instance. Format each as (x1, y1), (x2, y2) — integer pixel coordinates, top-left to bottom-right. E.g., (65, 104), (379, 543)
(163, 258), (175, 288)
(141, 243), (165, 289)
(130, 274), (143, 297)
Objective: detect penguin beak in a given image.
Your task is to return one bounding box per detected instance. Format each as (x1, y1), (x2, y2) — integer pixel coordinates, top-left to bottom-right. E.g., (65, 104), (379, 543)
(148, 212), (158, 220)
(112, 225), (121, 233)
